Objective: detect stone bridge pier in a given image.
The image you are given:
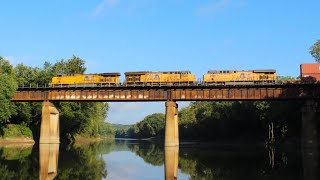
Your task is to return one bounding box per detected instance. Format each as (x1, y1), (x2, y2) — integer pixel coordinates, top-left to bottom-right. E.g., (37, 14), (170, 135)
(40, 102), (60, 144)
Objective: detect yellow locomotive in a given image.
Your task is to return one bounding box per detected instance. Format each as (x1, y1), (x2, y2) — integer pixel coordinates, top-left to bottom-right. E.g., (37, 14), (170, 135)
(49, 69), (277, 87)
(203, 70), (276, 85)
(125, 71), (196, 85)
(50, 73), (120, 87)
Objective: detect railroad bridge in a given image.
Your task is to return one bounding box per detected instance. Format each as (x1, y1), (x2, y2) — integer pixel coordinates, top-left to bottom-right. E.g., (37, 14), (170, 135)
(11, 84), (320, 147)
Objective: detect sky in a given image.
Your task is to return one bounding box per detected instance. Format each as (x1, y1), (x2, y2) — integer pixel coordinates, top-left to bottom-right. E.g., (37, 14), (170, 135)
(1, 0), (319, 124)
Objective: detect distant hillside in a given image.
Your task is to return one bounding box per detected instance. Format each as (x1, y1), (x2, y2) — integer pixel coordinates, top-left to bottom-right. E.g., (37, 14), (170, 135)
(112, 124), (132, 131)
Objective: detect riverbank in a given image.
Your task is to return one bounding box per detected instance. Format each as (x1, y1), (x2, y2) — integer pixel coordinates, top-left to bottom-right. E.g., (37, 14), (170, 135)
(74, 136), (114, 143)
(0, 137), (35, 144)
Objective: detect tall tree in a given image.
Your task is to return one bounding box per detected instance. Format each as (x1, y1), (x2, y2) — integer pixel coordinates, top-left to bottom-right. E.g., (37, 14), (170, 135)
(0, 57), (18, 124)
(310, 39), (320, 62)
(54, 55), (86, 75)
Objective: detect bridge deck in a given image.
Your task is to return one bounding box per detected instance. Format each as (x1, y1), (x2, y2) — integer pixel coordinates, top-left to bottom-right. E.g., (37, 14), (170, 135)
(11, 84), (320, 102)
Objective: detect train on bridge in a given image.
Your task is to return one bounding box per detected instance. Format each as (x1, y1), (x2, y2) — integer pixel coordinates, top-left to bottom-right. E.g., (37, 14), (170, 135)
(50, 69), (277, 87)
(49, 63), (320, 87)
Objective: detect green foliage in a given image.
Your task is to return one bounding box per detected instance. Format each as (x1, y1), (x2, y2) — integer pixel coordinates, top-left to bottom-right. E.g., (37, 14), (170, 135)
(112, 124), (132, 130)
(59, 102), (113, 139)
(310, 39), (320, 62)
(54, 55), (86, 74)
(57, 142), (108, 179)
(123, 99), (303, 143)
(0, 57), (18, 123)
(0, 55), (113, 140)
(126, 113), (165, 138)
(276, 76), (297, 83)
(113, 124), (132, 138)
(97, 122), (114, 137)
(130, 143), (164, 166)
(1, 124), (33, 138)
(0, 147), (32, 160)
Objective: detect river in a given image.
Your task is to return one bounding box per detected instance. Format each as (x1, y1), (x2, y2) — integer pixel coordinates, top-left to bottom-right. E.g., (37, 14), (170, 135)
(0, 139), (318, 179)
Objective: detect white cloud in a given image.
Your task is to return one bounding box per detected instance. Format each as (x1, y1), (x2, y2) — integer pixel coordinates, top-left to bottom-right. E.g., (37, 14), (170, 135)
(196, 0), (231, 16)
(93, 0), (120, 17)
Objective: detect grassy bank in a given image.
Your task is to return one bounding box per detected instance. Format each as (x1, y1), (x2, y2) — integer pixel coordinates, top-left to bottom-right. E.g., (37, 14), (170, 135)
(0, 124), (34, 144)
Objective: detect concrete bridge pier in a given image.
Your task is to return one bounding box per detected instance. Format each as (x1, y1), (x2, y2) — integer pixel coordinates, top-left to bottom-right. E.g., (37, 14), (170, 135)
(165, 101), (179, 147)
(40, 102), (60, 144)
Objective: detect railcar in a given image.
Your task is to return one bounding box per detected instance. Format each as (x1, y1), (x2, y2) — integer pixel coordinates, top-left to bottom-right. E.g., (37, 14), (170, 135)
(50, 73), (121, 87)
(300, 63), (320, 82)
(124, 71), (196, 85)
(203, 70), (276, 85)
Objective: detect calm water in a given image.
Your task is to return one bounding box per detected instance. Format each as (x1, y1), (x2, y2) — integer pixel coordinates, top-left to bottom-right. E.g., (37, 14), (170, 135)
(0, 140), (318, 180)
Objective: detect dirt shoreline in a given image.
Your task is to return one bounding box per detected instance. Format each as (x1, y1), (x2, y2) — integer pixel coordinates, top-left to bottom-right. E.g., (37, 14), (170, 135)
(74, 136), (113, 143)
(0, 138), (35, 145)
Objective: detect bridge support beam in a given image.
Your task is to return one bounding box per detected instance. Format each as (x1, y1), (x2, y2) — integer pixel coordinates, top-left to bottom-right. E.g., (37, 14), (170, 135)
(40, 102), (60, 144)
(165, 101), (179, 147)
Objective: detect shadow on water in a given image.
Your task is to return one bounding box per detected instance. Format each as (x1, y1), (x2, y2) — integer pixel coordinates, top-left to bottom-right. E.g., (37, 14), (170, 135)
(0, 140), (318, 180)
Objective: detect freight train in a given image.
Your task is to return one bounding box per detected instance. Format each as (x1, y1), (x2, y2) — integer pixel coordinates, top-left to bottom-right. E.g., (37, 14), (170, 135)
(124, 71), (196, 85)
(300, 63), (320, 82)
(50, 69), (279, 87)
(49, 63), (320, 87)
(51, 73), (120, 87)
(203, 70), (276, 85)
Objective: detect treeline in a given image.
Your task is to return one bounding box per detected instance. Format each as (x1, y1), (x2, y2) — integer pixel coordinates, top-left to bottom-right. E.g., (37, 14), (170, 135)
(115, 101), (303, 143)
(0, 56), (114, 141)
(115, 113), (165, 139)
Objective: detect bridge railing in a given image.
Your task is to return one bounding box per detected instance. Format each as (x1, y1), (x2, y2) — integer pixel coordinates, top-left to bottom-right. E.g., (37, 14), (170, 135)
(17, 81), (318, 90)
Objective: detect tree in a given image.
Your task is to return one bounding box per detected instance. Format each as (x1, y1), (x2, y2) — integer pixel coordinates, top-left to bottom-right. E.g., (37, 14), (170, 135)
(126, 113), (165, 138)
(0, 57), (18, 124)
(54, 55), (86, 75)
(310, 39), (320, 62)
(8, 55), (112, 141)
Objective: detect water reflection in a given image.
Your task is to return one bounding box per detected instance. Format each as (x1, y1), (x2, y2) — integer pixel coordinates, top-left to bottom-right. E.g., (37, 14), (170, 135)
(0, 140), (318, 179)
(302, 146), (319, 180)
(0, 143), (37, 179)
(39, 144), (59, 180)
(164, 146), (179, 180)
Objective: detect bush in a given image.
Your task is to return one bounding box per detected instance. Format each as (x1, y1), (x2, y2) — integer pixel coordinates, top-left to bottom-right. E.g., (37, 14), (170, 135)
(1, 124), (33, 138)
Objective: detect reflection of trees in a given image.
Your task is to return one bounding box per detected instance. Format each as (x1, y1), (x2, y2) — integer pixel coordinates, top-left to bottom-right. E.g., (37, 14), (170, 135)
(0, 141), (312, 179)
(178, 145), (304, 180)
(0, 145), (38, 179)
(56, 141), (111, 180)
(128, 142), (164, 166)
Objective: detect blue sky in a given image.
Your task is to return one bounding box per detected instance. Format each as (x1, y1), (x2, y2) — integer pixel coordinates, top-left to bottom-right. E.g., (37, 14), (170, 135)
(1, 0), (319, 124)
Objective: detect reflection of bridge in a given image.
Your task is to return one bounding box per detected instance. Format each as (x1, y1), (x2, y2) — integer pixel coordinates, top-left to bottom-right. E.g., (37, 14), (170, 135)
(10, 84), (320, 147)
